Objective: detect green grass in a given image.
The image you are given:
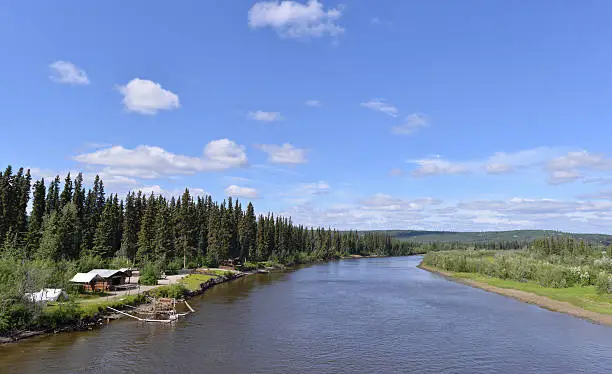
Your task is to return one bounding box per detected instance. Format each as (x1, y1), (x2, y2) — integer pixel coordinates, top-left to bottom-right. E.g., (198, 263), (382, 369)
(446, 270), (612, 315)
(44, 294), (146, 319)
(76, 294), (146, 317)
(179, 274), (215, 291)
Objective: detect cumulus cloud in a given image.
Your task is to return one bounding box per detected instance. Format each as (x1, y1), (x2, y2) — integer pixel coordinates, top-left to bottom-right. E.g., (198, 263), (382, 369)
(302, 181), (330, 194)
(257, 143), (308, 164)
(405, 147), (564, 179)
(138, 185), (208, 198)
(248, 110), (283, 122)
(280, 193), (612, 233)
(49, 61), (90, 85)
(225, 185), (259, 199)
(118, 78), (179, 115)
(392, 113), (429, 135)
(360, 194), (440, 212)
(546, 150), (612, 185)
(305, 100), (322, 107)
(578, 190), (612, 200)
(360, 99), (398, 117)
(410, 157), (471, 177)
(248, 0), (344, 39)
(74, 139), (248, 179)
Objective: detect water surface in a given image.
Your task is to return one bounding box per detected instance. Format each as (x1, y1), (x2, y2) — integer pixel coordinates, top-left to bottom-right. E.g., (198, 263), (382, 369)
(1, 256), (611, 373)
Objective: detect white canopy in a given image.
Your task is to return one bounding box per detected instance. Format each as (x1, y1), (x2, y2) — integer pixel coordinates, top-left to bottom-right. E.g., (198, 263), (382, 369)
(25, 289), (67, 303)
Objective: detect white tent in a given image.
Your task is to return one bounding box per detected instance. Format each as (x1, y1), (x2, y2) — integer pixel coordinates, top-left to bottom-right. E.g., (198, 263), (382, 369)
(24, 288), (68, 303)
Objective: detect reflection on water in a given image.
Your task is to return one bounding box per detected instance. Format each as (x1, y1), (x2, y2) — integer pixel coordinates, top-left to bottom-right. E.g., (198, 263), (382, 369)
(1, 256), (611, 374)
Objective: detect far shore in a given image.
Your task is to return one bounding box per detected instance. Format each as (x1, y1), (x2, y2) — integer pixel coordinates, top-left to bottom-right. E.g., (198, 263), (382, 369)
(418, 263), (612, 327)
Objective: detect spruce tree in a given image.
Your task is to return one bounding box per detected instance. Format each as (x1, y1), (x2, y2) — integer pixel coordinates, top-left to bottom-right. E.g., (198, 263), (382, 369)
(26, 179), (46, 257)
(45, 175), (61, 214)
(119, 192), (139, 260)
(240, 202), (257, 260)
(59, 172), (73, 209)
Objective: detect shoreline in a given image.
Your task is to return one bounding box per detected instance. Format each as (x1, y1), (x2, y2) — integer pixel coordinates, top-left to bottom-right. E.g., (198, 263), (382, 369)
(418, 263), (612, 327)
(0, 270), (253, 345)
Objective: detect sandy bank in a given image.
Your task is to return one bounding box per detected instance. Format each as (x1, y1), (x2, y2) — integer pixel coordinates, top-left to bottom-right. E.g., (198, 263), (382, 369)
(418, 264), (612, 327)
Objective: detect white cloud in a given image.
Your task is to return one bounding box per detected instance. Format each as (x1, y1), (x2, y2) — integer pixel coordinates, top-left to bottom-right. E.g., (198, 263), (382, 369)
(138, 185), (208, 198)
(485, 163), (513, 174)
(305, 99), (322, 107)
(360, 194), (440, 212)
(225, 185), (259, 199)
(248, 110), (283, 122)
(74, 139), (248, 179)
(410, 156), (471, 177)
(280, 193), (612, 233)
(578, 190), (612, 200)
(360, 99), (398, 117)
(257, 143), (308, 164)
(370, 17), (380, 25)
(118, 78), (179, 115)
(248, 0), (344, 39)
(49, 61), (90, 85)
(548, 170), (583, 185)
(405, 147), (564, 179)
(546, 150), (612, 184)
(302, 181), (330, 194)
(392, 113), (429, 135)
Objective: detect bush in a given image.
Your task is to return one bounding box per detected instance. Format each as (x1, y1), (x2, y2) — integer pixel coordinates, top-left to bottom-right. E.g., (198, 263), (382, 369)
(149, 284), (186, 299)
(0, 298), (32, 334)
(595, 272), (612, 295)
(38, 300), (80, 329)
(139, 263), (161, 285)
(164, 259), (183, 275)
(109, 256), (131, 270)
(241, 261), (258, 271)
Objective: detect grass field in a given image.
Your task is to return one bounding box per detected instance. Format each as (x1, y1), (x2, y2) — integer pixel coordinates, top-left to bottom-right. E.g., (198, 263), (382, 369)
(179, 274), (216, 291)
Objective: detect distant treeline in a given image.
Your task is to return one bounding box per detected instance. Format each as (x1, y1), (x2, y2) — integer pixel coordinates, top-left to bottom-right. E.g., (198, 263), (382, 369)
(0, 165), (424, 269)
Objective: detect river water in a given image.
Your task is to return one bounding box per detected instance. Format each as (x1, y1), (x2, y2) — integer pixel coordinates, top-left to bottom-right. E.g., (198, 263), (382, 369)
(1, 256), (611, 373)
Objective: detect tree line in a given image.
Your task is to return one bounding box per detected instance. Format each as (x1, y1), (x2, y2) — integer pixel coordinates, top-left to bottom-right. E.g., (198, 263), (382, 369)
(0, 165), (423, 269)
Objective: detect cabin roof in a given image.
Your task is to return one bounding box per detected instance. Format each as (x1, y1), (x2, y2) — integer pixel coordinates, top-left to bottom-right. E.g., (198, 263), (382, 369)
(87, 269), (127, 278)
(70, 272), (102, 283)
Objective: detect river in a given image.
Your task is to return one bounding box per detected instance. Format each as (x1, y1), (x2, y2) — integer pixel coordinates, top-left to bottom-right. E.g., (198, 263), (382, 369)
(1, 256), (611, 373)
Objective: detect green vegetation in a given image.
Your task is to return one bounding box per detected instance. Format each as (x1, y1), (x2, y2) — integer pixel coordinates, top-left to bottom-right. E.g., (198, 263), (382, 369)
(437, 270), (612, 316)
(383, 229), (612, 246)
(75, 294), (146, 318)
(178, 274), (215, 291)
(139, 263), (162, 286)
(422, 236), (612, 314)
(148, 284), (187, 299)
(1, 164), (421, 336)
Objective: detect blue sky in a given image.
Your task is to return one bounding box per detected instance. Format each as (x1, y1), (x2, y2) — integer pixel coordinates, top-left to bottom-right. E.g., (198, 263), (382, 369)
(2, 0), (612, 233)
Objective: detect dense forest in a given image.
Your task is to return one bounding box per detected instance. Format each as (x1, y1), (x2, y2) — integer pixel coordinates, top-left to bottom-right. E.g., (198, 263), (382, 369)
(382, 230), (612, 246)
(0, 165), (424, 270)
(0, 165), (430, 334)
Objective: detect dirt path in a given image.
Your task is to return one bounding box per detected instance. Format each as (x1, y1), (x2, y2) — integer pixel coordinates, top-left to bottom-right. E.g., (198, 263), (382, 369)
(419, 264), (612, 327)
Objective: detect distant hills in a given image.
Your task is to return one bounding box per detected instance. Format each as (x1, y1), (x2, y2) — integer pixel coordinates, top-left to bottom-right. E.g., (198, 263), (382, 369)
(369, 230), (612, 245)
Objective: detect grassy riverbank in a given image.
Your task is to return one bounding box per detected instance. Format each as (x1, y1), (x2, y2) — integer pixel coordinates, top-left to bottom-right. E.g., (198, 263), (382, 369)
(420, 239), (612, 325)
(419, 264), (612, 325)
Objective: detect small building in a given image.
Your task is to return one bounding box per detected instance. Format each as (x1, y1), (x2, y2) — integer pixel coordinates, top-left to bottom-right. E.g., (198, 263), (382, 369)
(70, 269), (128, 292)
(25, 288), (68, 303)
